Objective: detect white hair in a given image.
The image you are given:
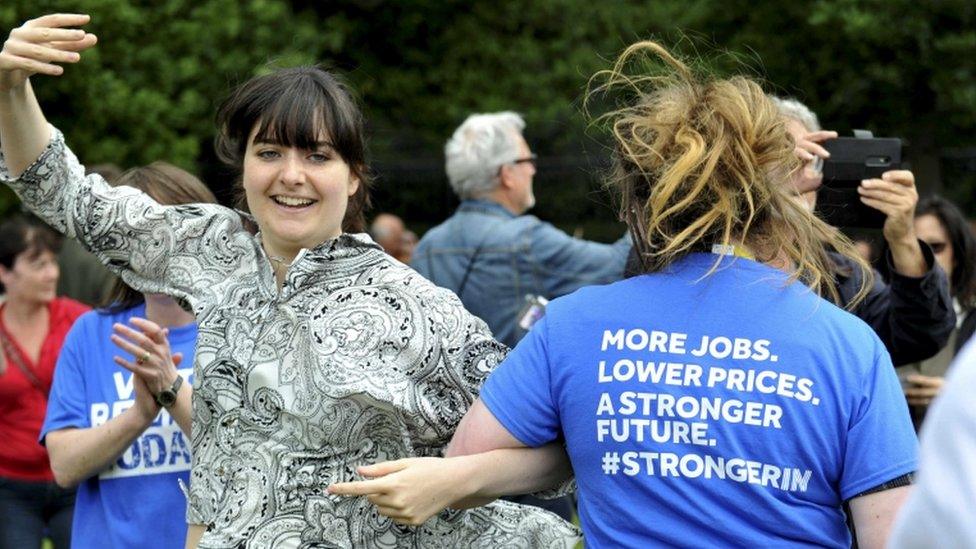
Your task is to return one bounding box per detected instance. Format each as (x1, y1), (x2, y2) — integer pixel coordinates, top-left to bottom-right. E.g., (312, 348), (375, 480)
(770, 96), (821, 132)
(444, 112), (525, 199)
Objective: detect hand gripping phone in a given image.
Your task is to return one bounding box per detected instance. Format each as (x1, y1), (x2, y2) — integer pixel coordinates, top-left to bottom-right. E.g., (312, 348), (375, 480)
(815, 130), (903, 228)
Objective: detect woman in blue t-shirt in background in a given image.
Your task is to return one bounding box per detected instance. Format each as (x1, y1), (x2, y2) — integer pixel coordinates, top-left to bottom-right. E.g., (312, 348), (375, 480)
(330, 42), (919, 548)
(40, 163), (215, 548)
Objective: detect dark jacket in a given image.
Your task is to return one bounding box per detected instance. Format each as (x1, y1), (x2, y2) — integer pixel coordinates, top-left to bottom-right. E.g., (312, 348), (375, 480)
(829, 241), (954, 366)
(625, 241), (954, 366)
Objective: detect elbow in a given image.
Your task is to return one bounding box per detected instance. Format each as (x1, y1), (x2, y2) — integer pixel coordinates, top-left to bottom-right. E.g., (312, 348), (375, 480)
(50, 461), (82, 489)
(45, 436), (82, 488)
(446, 429), (479, 458)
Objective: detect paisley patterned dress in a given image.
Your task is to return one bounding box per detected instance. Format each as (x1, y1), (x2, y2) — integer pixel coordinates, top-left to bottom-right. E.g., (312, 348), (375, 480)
(2, 128), (579, 548)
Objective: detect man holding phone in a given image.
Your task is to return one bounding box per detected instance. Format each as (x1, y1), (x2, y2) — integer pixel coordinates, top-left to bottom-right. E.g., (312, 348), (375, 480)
(773, 97), (954, 366)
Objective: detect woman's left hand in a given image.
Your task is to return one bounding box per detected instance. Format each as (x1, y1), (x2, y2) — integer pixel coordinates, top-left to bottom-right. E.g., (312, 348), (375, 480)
(790, 129), (837, 194)
(328, 457), (473, 526)
(110, 317), (183, 396)
(857, 170), (918, 246)
(904, 374), (944, 406)
(0, 14), (97, 92)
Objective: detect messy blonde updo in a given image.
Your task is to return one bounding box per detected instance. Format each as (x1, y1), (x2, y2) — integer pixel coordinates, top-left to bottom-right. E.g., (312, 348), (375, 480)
(591, 41), (871, 307)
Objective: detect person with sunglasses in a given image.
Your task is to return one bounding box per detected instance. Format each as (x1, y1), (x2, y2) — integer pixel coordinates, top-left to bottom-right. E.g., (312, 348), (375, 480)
(897, 195), (976, 428)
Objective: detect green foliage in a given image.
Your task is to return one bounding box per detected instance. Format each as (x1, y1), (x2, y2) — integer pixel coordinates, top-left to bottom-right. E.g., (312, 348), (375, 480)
(1, 0), (342, 216)
(1, 0), (973, 222)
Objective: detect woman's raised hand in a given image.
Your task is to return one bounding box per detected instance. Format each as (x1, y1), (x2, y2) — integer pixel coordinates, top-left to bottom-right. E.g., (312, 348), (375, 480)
(110, 317), (184, 398)
(0, 14), (97, 92)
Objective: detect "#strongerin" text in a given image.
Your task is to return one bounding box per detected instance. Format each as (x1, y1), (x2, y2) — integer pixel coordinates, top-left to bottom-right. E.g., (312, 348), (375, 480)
(594, 328), (817, 493)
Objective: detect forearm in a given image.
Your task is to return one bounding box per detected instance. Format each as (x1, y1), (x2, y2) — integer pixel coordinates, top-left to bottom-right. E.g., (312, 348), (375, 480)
(168, 384), (192, 436)
(46, 407), (153, 487)
(0, 79), (50, 177)
(887, 237), (926, 278)
(185, 524), (204, 549)
(448, 443), (572, 508)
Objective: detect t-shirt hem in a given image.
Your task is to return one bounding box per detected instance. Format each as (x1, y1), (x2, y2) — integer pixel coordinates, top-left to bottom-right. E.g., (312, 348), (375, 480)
(38, 420), (89, 446)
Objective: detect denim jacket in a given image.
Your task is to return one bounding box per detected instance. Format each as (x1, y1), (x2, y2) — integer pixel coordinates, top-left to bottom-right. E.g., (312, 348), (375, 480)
(412, 199), (630, 348)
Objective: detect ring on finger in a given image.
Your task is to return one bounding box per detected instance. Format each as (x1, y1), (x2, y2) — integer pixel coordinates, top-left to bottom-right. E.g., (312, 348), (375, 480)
(136, 351), (151, 365)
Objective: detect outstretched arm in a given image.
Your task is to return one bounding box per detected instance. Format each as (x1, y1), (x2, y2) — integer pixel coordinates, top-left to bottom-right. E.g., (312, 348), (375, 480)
(0, 14), (96, 176)
(1, 14), (251, 310)
(859, 170), (926, 277)
(328, 399), (572, 525)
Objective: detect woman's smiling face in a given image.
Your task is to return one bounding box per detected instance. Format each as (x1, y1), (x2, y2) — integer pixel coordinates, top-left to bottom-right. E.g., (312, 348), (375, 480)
(242, 124), (359, 262)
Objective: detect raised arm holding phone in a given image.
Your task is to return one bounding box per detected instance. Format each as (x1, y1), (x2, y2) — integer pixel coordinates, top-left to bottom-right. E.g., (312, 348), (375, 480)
(774, 97), (954, 366)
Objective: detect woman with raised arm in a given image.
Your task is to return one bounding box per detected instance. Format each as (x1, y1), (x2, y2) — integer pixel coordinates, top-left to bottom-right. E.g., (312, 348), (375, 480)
(0, 13), (578, 549)
(331, 42), (920, 549)
(898, 195), (976, 428)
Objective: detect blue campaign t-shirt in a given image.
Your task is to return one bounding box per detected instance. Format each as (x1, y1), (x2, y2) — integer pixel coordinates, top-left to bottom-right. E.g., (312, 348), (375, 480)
(481, 253), (918, 548)
(40, 303), (196, 549)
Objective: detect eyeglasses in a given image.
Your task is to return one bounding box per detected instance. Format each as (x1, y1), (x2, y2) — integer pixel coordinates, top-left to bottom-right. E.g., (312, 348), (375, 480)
(511, 154), (537, 168)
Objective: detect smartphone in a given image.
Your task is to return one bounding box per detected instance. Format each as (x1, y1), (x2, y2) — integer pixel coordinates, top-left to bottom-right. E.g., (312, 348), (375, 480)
(815, 136), (903, 228)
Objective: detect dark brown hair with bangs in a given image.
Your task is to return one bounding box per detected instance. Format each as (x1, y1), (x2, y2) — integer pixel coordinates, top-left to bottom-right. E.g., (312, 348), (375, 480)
(99, 162), (218, 312)
(0, 215), (63, 293)
(214, 65), (372, 233)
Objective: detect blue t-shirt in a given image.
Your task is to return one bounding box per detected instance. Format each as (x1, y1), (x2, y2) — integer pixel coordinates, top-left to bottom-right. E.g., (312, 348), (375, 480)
(481, 253), (918, 548)
(40, 304), (196, 549)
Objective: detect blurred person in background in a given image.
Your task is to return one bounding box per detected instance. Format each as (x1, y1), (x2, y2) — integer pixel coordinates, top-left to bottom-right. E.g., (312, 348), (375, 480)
(0, 215), (88, 548)
(368, 212), (406, 260)
(413, 111), (631, 350)
(55, 163), (120, 306)
(400, 229), (418, 264)
(772, 97), (954, 366)
(39, 162), (216, 549)
(897, 195), (976, 428)
(333, 41), (918, 548)
(888, 339), (976, 547)
(412, 111), (631, 520)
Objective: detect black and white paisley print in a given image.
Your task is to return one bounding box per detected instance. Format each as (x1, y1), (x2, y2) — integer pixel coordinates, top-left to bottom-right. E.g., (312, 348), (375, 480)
(2, 128), (580, 548)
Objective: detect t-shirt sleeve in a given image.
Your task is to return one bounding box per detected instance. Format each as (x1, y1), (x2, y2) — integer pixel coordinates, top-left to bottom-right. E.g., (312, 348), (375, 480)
(839, 345), (918, 500)
(480, 315), (561, 447)
(39, 318), (91, 443)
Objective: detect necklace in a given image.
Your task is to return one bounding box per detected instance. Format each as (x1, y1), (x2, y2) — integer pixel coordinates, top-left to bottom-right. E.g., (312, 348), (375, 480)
(268, 255), (294, 268)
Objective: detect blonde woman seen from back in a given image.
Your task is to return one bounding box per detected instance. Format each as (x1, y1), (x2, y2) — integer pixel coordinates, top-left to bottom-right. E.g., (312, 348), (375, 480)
(330, 42), (918, 549)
